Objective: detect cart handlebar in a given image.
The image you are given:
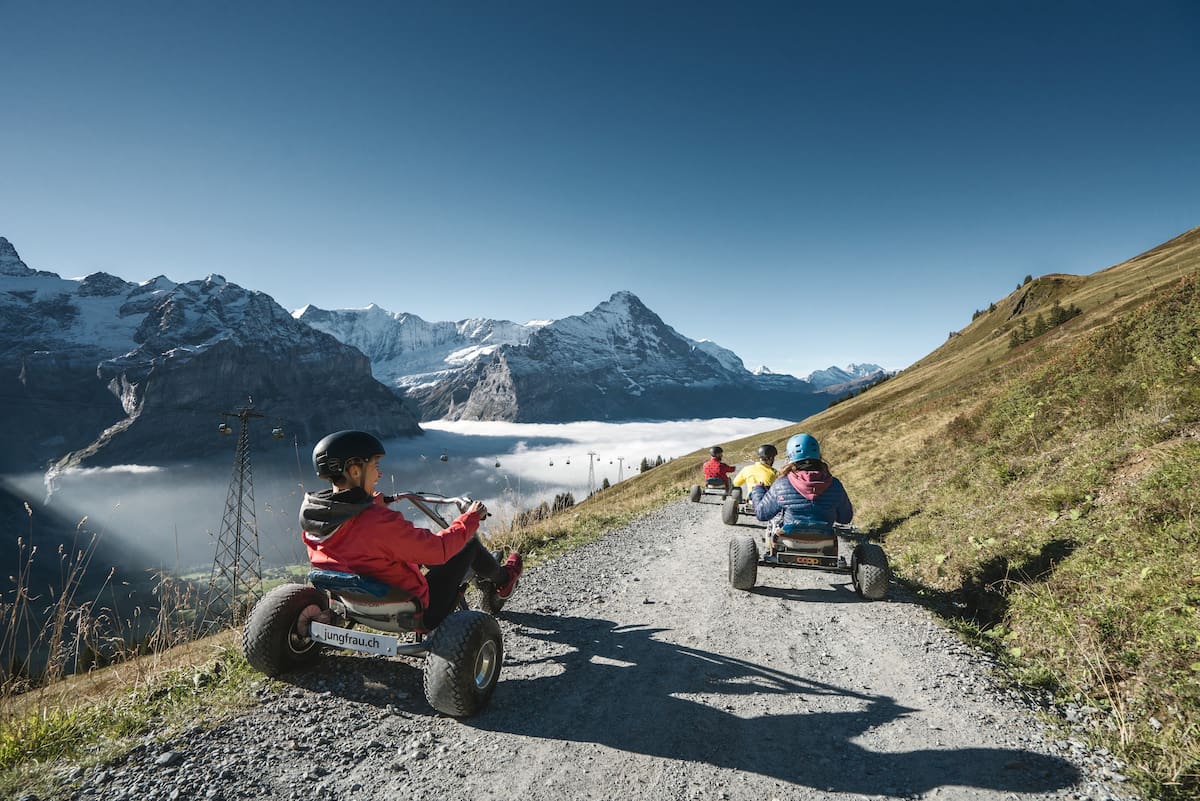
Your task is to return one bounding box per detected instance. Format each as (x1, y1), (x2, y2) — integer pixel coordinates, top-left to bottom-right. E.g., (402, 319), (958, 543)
(383, 492), (489, 520)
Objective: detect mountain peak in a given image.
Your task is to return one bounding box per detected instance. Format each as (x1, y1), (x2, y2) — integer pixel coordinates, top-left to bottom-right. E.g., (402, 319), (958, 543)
(0, 236), (33, 276)
(847, 362), (883, 374)
(604, 290), (646, 309)
(549, 290), (670, 343)
(78, 271), (134, 297)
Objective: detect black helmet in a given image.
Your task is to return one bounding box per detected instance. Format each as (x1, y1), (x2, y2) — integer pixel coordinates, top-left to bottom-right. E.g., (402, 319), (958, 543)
(709, 446), (724, 457)
(313, 430), (385, 479)
(757, 443), (778, 462)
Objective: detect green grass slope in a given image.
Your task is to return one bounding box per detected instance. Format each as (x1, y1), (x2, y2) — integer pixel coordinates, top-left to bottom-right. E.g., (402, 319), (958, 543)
(523, 225), (1200, 798)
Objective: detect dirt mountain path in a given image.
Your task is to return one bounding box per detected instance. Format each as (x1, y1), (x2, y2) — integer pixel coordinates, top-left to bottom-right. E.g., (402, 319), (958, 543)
(65, 500), (1133, 801)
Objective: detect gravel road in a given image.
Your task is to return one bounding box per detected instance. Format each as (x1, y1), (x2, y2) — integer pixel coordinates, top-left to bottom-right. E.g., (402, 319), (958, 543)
(58, 499), (1138, 801)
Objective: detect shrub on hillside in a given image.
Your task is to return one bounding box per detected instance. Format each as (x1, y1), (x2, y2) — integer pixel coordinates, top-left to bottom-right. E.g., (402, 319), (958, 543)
(1008, 299), (1082, 349)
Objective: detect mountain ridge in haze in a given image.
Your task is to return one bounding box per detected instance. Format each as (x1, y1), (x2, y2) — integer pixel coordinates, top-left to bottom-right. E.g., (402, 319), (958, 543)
(300, 290), (884, 422)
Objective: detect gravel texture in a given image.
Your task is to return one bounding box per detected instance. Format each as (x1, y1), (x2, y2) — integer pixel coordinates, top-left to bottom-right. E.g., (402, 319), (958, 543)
(53, 499), (1140, 801)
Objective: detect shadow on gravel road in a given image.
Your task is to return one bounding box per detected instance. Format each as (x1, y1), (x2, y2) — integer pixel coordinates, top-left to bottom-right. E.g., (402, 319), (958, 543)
(750, 582), (886, 604)
(280, 651), (428, 711)
(473, 611), (1080, 797)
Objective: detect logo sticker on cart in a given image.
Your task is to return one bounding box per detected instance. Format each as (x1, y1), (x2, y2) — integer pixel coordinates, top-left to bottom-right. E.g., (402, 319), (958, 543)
(309, 621), (398, 656)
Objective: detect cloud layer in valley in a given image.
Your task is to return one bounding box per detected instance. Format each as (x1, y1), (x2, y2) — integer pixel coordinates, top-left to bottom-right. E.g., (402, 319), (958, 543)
(2, 418), (792, 574)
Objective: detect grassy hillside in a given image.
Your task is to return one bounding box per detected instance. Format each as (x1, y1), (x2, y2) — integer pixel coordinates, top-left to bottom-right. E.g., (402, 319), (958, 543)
(4, 226), (1197, 799)
(512, 225), (1200, 798)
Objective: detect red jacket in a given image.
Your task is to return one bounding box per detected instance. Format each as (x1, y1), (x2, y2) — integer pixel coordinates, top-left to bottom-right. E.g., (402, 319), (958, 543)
(703, 457), (735, 480)
(300, 490), (479, 607)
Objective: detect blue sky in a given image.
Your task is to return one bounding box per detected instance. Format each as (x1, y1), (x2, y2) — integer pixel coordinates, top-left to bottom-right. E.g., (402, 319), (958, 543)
(2, 1), (1197, 377)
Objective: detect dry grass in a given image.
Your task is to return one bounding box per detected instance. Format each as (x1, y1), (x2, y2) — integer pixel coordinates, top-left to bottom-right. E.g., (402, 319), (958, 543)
(1, 629), (239, 719)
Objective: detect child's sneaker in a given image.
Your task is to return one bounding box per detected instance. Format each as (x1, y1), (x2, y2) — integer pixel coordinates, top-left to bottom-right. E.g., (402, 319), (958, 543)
(496, 552), (523, 598)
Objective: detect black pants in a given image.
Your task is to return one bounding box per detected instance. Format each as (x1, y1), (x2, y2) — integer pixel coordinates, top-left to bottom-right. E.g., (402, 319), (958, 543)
(422, 537), (506, 629)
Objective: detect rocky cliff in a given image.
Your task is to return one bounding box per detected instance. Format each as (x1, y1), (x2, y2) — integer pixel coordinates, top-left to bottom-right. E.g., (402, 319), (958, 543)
(0, 237), (421, 473)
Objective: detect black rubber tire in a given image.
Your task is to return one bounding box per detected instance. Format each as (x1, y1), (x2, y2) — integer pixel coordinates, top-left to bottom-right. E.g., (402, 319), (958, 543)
(729, 535), (758, 590)
(423, 610), (503, 717)
(730, 486), (743, 503)
(721, 496), (740, 526)
(242, 584), (327, 676)
(853, 543), (890, 600)
(689, 485), (702, 503)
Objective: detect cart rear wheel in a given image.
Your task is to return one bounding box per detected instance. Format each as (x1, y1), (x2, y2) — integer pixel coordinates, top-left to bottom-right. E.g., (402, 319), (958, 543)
(729, 535), (758, 590)
(689, 485), (702, 502)
(242, 584), (326, 676)
(853, 543), (890, 600)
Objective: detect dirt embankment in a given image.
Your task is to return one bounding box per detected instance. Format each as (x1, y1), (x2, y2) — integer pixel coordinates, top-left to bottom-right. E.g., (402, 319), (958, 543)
(59, 500), (1135, 801)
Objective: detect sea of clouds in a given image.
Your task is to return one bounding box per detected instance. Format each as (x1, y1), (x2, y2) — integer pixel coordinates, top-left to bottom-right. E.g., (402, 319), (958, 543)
(2, 418), (791, 573)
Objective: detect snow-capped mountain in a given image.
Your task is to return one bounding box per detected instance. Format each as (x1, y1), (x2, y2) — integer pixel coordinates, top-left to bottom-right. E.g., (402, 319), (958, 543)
(0, 237), (420, 473)
(295, 304), (544, 390)
(304, 290), (854, 423)
(691, 338), (748, 373)
(804, 363), (888, 390)
(2, 231), (887, 470)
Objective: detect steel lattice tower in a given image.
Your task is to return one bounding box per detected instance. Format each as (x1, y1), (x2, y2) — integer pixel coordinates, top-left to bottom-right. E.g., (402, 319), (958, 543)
(208, 403), (265, 618)
(587, 451), (598, 497)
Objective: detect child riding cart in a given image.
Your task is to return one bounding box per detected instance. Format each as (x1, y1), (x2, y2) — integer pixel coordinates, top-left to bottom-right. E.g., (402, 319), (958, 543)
(728, 520), (890, 599)
(689, 446), (738, 502)
(243, 491), (513, 717)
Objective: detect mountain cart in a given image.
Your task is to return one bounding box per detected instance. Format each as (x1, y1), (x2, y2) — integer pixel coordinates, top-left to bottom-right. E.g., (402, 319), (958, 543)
(728, 521), (890, 600)
(690, 480), (741, 504)
(242, 492), (511, 717)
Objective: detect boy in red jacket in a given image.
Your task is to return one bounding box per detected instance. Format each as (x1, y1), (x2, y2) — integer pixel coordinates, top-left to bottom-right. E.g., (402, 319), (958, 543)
(702, 446), (736, 492)
(300, 430), (521, 630)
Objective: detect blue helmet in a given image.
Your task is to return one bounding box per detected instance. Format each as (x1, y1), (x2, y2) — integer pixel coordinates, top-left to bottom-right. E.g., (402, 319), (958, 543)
(785, 433), (821, 463)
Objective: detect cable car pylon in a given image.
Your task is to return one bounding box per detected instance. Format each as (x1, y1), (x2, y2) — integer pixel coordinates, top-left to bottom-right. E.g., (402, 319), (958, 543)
(207, 399), (268, 622)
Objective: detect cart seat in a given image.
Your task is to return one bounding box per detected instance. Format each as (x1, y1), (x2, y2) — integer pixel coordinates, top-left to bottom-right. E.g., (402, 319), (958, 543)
(308, 569), (424, 633)
(777, 525), (837, 556)
(705, 477), (727, 488)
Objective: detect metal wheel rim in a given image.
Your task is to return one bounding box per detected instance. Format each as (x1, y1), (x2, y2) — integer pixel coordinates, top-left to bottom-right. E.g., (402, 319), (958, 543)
(288, 628), (316, 655)
(473, 640), (499, 689)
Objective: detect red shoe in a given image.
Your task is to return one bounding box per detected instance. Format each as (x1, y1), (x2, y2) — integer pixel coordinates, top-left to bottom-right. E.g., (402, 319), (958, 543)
(496, 552), (523, 598)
